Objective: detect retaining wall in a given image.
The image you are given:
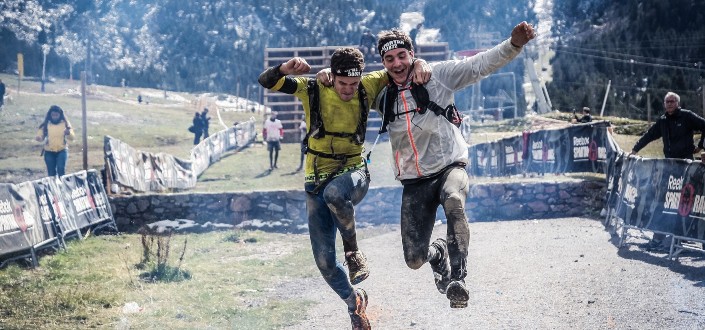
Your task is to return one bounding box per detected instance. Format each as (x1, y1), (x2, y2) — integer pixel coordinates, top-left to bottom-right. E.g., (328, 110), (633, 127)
(110, 179), (607, 233)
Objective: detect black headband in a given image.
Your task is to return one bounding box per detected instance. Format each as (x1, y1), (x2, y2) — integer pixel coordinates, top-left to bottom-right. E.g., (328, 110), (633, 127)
(379, 39), (411, 57)
(333, 67), (362, 77)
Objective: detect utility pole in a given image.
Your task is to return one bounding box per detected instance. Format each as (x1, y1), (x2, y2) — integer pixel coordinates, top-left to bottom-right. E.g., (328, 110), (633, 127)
(647, 93), (652, 124)
(702, 83), (705, 118)
(41, 44), (50, 93)
(600, 80), (611, 117)
(81, 71), (88, 170)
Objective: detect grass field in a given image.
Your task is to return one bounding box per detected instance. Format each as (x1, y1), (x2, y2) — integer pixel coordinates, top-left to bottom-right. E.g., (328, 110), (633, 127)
(0, 73), (679, 329)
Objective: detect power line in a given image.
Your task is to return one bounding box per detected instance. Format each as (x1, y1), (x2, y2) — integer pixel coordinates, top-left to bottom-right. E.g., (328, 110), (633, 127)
(557, 45), (703, 67)
(554, 49), (705, 73)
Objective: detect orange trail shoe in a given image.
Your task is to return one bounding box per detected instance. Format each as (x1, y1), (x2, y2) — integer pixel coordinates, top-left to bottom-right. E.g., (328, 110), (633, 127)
(348, 288), (371, 330)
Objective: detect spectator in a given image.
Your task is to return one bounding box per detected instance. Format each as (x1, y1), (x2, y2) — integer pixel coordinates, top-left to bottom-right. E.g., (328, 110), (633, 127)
(409, 23), (423, 51)
(359, 29), (377, 61)
(262, 111), (283, 170)
(191, 112), (204, 145)
(573, 107), (592, 123)
(201, 108), (211, 137)
(35, 105), (75, 177)
(630, 91), (705, 250)
(0, 79), (5, 109)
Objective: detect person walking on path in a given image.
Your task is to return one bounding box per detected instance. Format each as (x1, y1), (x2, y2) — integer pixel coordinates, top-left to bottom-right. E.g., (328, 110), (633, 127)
(409, 23), (422, 51)
(359, 29), (377, 62)
(0, 79), (6, 110)
(35, 105), (75, 177)
(262, 111), (283, 170)
(629, 91), (705, 249)
(201, 108), (211, 138)
(191, 112), (204, 145)
(258, 47), (430, 329)
(374, 21), (535, 309)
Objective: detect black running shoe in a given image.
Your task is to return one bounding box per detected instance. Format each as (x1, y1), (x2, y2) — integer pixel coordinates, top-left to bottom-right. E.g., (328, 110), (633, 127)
(446, 280), (469, 308)
(345, 251), (370, 285)
(429, 238), (451, 294)
(348, 288), (371, 330)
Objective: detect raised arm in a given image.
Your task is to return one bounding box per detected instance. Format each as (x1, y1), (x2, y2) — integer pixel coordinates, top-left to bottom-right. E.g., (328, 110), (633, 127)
(510, 21), (536, 48)
(258, 57), (311, 89)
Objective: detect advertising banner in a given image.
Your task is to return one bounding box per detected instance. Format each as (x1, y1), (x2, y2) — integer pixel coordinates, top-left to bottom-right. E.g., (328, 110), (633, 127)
(0, 183), (35, 255)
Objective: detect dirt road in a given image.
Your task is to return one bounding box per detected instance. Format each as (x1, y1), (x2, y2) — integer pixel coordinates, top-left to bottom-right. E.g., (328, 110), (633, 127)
(282, 217), (705, 329)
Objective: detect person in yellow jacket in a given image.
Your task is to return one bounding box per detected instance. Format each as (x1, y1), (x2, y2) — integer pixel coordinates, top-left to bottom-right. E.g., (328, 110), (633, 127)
(35, 105), (74, 176)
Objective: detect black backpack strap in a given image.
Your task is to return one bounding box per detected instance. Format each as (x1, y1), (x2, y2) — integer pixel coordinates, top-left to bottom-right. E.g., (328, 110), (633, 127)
(409, 83), (463, 127)
(302, 79), (320, 154)
(306, 79), (326, 139)
(379, 79), (399, 134)
(353, 83), (369, 144)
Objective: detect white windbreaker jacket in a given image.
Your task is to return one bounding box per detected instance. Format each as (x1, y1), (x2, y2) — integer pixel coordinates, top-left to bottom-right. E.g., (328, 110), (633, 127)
(378, 39), (522, 182)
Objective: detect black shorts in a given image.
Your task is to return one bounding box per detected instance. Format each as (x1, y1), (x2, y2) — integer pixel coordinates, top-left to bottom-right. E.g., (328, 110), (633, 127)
(267, 140), (281, 151)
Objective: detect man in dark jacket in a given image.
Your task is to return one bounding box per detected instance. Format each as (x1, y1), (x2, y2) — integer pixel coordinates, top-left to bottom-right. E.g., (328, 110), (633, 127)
(630, 92), (705, 159)
(191, 112), (203, 145)
(201, 108), (211, 137)
(630, 91), (705, 250)
(0, 79), (6, 109)
(573, 107), (592, 123)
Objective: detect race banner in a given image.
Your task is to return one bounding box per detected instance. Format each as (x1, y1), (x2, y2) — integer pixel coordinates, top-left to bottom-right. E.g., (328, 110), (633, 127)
(609, 157), (705, 240)
(1, 170), (115, 264)
(105, 135), (195, 192)
(469, 121), (620, 177)
(85, 170), (113, 224)
(666, 160), (705, 239)
(35, 176), (80, 237)
(568, 123), (613, 173)
(104, 119), (256, 192)
(16, 181), (56, 248)
(604, 152), (625, 212)
(500, 135), (527, 176)
(526, 128), (570, 174)
(469, 141), (500, 177)
(59, 171), (115, 232)
(0, 183), (36, 255)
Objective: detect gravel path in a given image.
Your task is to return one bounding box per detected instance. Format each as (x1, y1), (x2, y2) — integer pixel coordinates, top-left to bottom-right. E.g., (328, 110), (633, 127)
(282, 217), (705, 330)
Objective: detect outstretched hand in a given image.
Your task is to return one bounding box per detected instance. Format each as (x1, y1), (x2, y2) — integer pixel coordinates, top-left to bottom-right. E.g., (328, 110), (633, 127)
(280, 57), (311, 75)
(510, 21), (536, 47)
(411, 58), (432, 85)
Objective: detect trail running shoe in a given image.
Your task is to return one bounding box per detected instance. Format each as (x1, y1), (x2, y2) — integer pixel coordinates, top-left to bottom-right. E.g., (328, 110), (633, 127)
(345, 251), (370, 285)
(446, 280), (469, 308)
(429, 238), (452, 294)
(348, 288), (371, 330)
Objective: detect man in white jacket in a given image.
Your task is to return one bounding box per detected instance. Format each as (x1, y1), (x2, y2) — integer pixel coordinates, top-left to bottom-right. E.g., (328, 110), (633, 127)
(376, 22), (535, 308)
